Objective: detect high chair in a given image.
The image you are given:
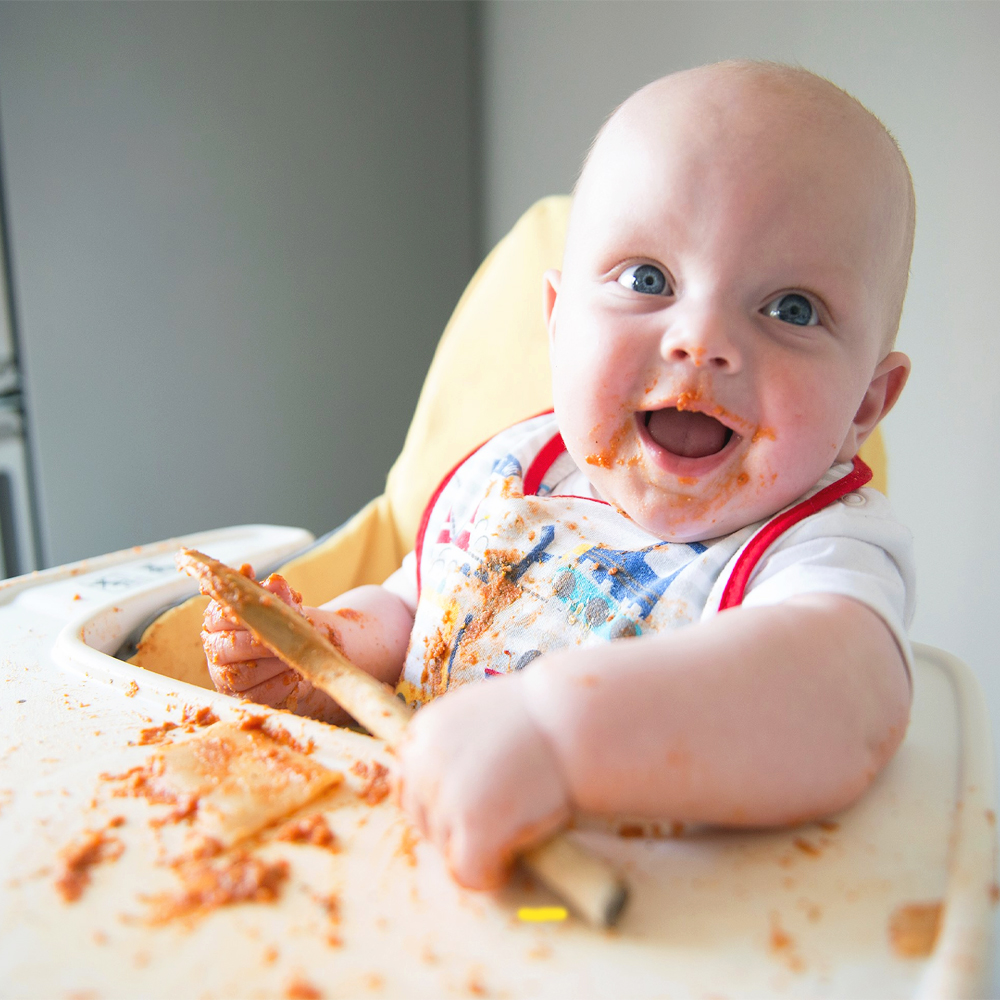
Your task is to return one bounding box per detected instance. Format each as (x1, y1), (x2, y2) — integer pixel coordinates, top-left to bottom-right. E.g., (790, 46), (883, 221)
(0, 198), (993, 999)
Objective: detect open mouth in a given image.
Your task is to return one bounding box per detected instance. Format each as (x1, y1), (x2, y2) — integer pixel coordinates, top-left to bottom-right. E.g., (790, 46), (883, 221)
(643, 407), (734, 459)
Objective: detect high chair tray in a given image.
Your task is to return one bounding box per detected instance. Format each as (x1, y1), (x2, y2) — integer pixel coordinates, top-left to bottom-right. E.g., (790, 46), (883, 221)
(0, 527), (994, 999)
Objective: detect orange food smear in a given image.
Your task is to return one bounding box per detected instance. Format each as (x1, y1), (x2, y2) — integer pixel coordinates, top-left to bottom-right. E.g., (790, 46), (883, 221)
(276, 813), (339, 851)
(888, 901), (943, 958)
(182, 705), (220, 728)
(768, 913), (805, 972)
(238, 716), (315, 755)
(314, 889), (342, 946)
(397, 824), (420, 867)
(460, 548), (523, 647)
(675, 388), (702, 411)
(333, 607), (365, 622)
(351, 761), (391, 806)
(145, 850), (289, 924)
(585, 419), (633, 469)
(55, 820), (126, 902)
(136, 721), (178, 745)
(285, 978), (323, 999)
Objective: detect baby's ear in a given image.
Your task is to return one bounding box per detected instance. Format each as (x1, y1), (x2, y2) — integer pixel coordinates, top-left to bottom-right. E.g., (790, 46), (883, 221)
(543, 269), (561, 342)
(839, 351), (911, 460)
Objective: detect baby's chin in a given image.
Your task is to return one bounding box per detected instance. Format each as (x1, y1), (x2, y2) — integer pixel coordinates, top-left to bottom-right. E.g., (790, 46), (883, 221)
(595, 474), (753, 544)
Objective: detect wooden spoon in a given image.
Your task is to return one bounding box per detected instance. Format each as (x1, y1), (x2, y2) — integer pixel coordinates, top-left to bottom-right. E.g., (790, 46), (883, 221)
(177, 547), (628, 927)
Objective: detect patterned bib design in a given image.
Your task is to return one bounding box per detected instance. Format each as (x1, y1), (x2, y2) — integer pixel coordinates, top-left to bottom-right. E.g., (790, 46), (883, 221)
(398, 415), (764, 706)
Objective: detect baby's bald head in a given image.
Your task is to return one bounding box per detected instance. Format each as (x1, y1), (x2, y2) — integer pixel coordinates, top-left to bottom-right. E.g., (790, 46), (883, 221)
(571, 62), (915, 354)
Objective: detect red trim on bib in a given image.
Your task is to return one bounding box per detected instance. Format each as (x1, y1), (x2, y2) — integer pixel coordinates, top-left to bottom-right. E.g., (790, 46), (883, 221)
(717, 456), (873, 611)
(523, 430), (565, 496)
(414, 410), (556, 594)
(415, 410), (870, 608)
(415, 444), (481, 594)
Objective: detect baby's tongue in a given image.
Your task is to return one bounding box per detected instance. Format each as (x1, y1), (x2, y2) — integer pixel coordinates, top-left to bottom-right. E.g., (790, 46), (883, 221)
(646, 408), (729, 458)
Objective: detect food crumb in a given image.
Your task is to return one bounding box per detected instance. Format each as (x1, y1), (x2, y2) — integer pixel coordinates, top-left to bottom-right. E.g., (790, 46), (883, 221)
(888, 901), (943, 958)
(239, 715), (315, 755)
(55, 822), (126, 902)
(396, 823), (419, 867)
(181, 705), (220, 729)
(351, 761), (391, 805)
(285, 977), (323, 999)
(124, 681), (139, 698)
(263, 946), (279, 965)
(276, 813), (339, 851)
(145, 851), (289, 924)
(769, 914), (805, 972)
(135, 721), (179, 746)
(466, 968), (488, 996)
(793, 837), (820, 856)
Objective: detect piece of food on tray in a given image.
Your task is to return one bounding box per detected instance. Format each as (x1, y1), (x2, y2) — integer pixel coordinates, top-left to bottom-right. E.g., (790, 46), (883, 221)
(146, 721), (342, 847)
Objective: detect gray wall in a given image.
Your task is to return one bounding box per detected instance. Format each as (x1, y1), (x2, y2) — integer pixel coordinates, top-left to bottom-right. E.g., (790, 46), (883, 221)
(0, 1), (478, 565)
(480, 0), (1000, 982)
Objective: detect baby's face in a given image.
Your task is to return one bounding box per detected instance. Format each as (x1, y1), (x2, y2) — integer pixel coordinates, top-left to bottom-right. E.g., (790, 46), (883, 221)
(546, 70), (911, 542)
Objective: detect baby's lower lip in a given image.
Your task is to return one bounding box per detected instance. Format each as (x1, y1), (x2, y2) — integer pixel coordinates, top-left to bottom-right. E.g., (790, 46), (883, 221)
(636, 411), (742, 477)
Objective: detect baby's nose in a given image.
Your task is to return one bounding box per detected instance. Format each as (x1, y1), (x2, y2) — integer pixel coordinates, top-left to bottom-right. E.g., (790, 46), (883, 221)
(662, 343), (732, 370)
(660, 310), (742, 372)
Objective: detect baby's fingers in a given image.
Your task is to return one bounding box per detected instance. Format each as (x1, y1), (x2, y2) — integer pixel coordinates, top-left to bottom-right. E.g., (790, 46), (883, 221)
(259, 573), (303, 610)
(236, 666), (300, 708)
(203, 628), (275, 666)
(208, 656), (293, 696)
(202, 598), (243, 633)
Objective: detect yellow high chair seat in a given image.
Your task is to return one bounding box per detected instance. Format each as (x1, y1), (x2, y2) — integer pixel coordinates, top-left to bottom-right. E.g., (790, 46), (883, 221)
(131, 195), (888, 683)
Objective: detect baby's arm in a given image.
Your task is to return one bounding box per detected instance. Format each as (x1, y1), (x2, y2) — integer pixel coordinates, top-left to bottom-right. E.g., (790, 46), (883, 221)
(203, 573), (413, 724)
(399, 594), (910, 888)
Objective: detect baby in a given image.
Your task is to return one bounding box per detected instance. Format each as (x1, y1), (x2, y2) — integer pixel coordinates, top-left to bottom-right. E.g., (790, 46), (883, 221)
(203, 61), (916, 891)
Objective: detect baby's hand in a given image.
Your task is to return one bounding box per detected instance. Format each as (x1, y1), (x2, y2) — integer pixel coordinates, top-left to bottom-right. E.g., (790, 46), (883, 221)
(397, 675), (572, 890)
(201, 566), (347, 723)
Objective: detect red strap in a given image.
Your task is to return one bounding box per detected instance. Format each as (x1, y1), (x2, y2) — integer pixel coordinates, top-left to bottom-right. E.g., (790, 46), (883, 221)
(414, 410), (557, 594)
(414, 442), (483, 594)
(718, 456), (873, 611)
(523, 431), (566, 496)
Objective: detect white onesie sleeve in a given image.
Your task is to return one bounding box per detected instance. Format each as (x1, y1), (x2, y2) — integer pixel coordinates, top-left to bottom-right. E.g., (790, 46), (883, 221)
(717, 487), (916, 672)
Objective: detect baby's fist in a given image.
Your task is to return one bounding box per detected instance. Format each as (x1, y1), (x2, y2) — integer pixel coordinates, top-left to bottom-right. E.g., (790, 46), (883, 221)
(397, 675), (571, 890)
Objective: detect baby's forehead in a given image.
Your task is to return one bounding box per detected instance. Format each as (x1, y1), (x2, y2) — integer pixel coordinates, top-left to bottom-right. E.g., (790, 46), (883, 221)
(598, 67), (881, 173)
(570, 64), (915, 351)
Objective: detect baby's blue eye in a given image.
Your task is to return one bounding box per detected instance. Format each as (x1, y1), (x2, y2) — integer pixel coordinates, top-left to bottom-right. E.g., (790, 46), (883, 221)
(618, 263), (670, 295)
(764, 293), (818, 326)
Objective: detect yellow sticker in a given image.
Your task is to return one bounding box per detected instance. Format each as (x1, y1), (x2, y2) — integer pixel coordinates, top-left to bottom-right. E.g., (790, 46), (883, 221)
(517, 906), (568, 922)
